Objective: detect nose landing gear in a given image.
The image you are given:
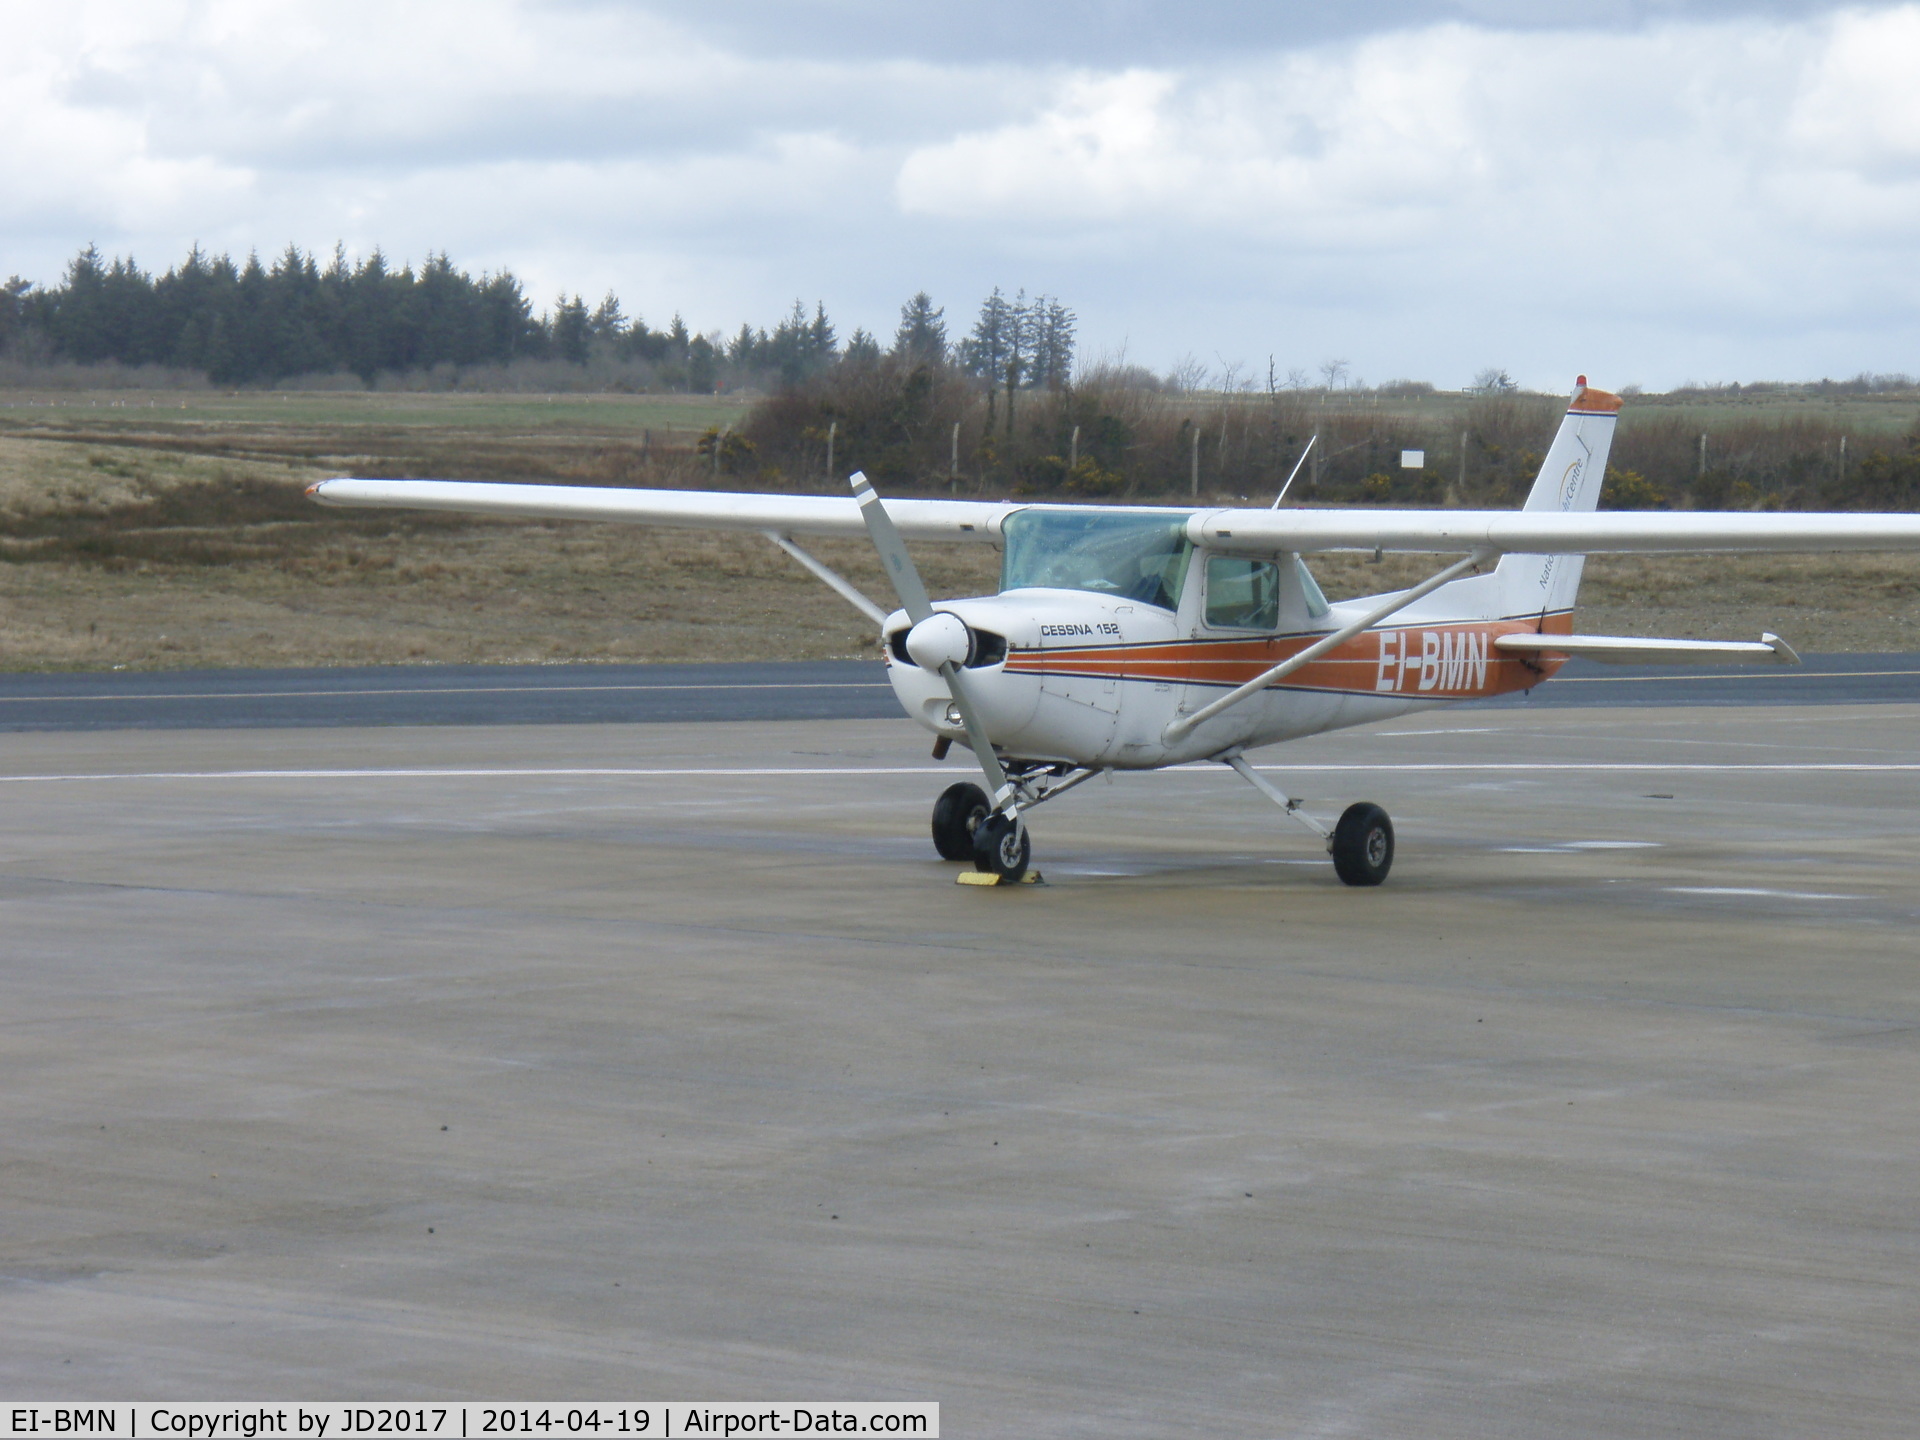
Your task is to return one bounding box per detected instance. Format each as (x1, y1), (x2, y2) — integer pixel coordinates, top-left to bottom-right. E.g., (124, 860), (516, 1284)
(930, 778), (1032, 881)
(932, 764), (1102, 883)
(971, 813), (1032, 881)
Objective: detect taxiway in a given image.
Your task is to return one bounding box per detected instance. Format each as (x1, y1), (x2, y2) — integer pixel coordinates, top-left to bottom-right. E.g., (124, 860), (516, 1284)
(2, 652), (1918, 731)
(2, 706), (1917, 1435)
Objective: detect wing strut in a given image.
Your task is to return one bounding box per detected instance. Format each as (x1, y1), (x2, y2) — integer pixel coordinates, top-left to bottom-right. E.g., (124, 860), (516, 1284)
(763, 531), (888, 626)
(1163, 547), (1495, 745)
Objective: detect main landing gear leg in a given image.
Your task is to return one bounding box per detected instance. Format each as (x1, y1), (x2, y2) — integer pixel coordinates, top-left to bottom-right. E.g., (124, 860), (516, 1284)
(1222, 754), (1394, 887)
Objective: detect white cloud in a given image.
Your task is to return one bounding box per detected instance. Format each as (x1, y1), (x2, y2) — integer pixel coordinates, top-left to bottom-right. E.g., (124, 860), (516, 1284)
(1790, 6), (1920, 158)
(3, 0), (1919, 384)
(891, 7), (1920, 380)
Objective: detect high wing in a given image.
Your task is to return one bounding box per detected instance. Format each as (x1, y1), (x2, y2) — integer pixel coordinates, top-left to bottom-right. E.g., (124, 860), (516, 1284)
(1191, 508), (1920, 556)
(308, 478), (1920, 556)
(306, 478), (1010, 543)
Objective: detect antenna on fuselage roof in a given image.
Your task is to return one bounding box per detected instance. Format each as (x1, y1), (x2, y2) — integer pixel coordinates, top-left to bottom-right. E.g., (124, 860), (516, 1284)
(1270, 432), (1317, 508)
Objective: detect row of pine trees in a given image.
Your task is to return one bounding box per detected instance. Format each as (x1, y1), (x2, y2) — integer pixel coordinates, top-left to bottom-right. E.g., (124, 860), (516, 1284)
(0, 245), (1075, 393)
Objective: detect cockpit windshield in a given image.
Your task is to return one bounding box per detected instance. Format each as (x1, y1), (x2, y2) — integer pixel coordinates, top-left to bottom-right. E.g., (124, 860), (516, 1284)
(999, 509), (1194, 612)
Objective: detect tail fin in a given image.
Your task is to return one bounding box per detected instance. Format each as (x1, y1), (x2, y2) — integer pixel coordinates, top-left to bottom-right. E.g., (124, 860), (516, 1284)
(1494, 377), (1623, 618)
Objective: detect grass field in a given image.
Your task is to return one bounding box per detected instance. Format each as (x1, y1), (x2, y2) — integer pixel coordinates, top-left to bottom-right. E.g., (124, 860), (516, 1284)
(1205, 383), (1920, 438)
(0, 389), (754, 432)
(1, 390), (1917, 671)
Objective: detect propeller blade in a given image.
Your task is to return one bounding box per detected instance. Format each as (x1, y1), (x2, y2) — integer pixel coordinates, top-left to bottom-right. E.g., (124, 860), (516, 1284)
(849, 470), (933, 625)
(848, 471), (1015, 813)
(941, 660), (1012, 805)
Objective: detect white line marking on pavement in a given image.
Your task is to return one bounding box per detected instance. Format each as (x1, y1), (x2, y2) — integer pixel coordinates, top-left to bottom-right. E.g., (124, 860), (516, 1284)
(1499, 840), (1662, 852)
(1, 762), (1919, 784)
(0, 682), (890, 704)
(1665, 887), (1860, 900)
(1552, 668), (1920, 684)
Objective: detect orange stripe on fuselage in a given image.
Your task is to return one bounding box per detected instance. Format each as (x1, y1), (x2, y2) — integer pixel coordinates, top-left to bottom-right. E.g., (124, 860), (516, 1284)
(1003, 612), (1573, 699)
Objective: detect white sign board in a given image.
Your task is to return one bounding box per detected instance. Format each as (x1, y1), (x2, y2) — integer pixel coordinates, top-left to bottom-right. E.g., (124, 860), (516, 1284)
(1400, 450), (1425, 469)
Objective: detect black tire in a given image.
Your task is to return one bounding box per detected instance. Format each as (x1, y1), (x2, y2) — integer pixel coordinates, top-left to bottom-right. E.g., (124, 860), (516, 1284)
(971, 813), (1031, 881)
(1331, 802), (1394, 887)
(932, 782), (991, 861)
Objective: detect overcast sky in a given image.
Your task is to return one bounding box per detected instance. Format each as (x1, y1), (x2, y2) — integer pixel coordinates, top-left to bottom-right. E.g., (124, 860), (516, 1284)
(5, 0), (1919, 389)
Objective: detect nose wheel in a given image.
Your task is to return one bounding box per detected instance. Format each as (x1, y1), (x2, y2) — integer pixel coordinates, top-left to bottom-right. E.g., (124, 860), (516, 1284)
(971, 813), (1032, 881)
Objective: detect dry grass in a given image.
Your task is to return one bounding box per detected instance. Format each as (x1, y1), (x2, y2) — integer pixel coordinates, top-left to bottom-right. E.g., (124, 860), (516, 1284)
(1, 396), (1917, 672)
(1311, 552), (1920, 651)
(0, 433), (998, 668)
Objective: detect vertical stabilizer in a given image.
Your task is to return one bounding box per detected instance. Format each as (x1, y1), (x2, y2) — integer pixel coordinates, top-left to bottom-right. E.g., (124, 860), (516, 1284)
(1494, 378), (1622, 617)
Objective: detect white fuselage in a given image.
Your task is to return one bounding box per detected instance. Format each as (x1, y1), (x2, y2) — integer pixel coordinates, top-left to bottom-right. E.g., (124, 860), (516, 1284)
(884, 556), (1556, 770)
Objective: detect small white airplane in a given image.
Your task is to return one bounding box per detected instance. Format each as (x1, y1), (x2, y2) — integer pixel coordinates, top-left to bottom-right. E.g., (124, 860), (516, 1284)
(309, 378), (1920, 886)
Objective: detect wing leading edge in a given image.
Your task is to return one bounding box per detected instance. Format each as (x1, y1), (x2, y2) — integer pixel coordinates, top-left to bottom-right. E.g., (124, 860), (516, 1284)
(308, 478), (1920, 556)
(306, 479), (1012, 542)
(1192, 508), (1920, 556)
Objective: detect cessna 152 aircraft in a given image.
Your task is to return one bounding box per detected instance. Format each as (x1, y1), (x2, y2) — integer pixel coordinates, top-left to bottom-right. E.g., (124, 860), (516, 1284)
(309, 378), (1920, 886)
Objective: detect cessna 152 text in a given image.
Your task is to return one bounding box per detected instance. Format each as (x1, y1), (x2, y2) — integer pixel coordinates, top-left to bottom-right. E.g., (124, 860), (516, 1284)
(309, 379), (1920, 886)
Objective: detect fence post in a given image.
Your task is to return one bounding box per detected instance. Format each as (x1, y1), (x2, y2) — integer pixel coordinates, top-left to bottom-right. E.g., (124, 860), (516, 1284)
(1070, 425), (1080, 472)
(826, 420), (836, 480)
(1190, 424), (1200, 497)
(950, 422), (961, 491)
(1698, 432), (1707, 481)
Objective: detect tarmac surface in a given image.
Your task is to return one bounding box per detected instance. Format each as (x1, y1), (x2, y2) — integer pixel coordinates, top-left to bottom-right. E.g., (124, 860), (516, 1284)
(3, 705), (1920, 1435)
(2, 652), (1919, 730)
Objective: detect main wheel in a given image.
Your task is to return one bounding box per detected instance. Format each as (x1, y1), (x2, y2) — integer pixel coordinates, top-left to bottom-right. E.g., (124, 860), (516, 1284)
(932, 782), (991, 861)
(971, 813), (1031, 881)
(1331, 802), (1394, 887)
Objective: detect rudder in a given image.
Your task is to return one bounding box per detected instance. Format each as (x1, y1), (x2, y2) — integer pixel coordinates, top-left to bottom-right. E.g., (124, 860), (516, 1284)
(1494, 378), (1622, 617)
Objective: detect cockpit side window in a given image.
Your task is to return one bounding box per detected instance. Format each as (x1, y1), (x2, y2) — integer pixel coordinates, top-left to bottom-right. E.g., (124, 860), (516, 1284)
(1205, 555), (1280, 630)
(1000, 509), (1194, 612)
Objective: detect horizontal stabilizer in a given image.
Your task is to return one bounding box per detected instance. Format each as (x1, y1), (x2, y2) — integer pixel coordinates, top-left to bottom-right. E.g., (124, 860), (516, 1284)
(1494, 632), (1801, 666)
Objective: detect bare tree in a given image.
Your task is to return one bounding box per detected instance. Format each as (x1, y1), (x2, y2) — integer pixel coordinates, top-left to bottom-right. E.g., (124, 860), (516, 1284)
(1165, 353), (1208, 394)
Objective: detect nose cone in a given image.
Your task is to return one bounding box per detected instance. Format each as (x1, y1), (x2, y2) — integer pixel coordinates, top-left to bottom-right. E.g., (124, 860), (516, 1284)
(905, 611), (972, 671)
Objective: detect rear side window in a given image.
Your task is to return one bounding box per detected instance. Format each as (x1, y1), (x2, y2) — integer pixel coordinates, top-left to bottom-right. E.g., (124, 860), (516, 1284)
(1205, 556), (1279, 630)
(1295, 556), (1331, 619)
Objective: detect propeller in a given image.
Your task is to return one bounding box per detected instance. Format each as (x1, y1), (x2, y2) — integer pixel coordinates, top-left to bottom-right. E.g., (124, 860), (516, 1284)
(848, 471), (1015, 816)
